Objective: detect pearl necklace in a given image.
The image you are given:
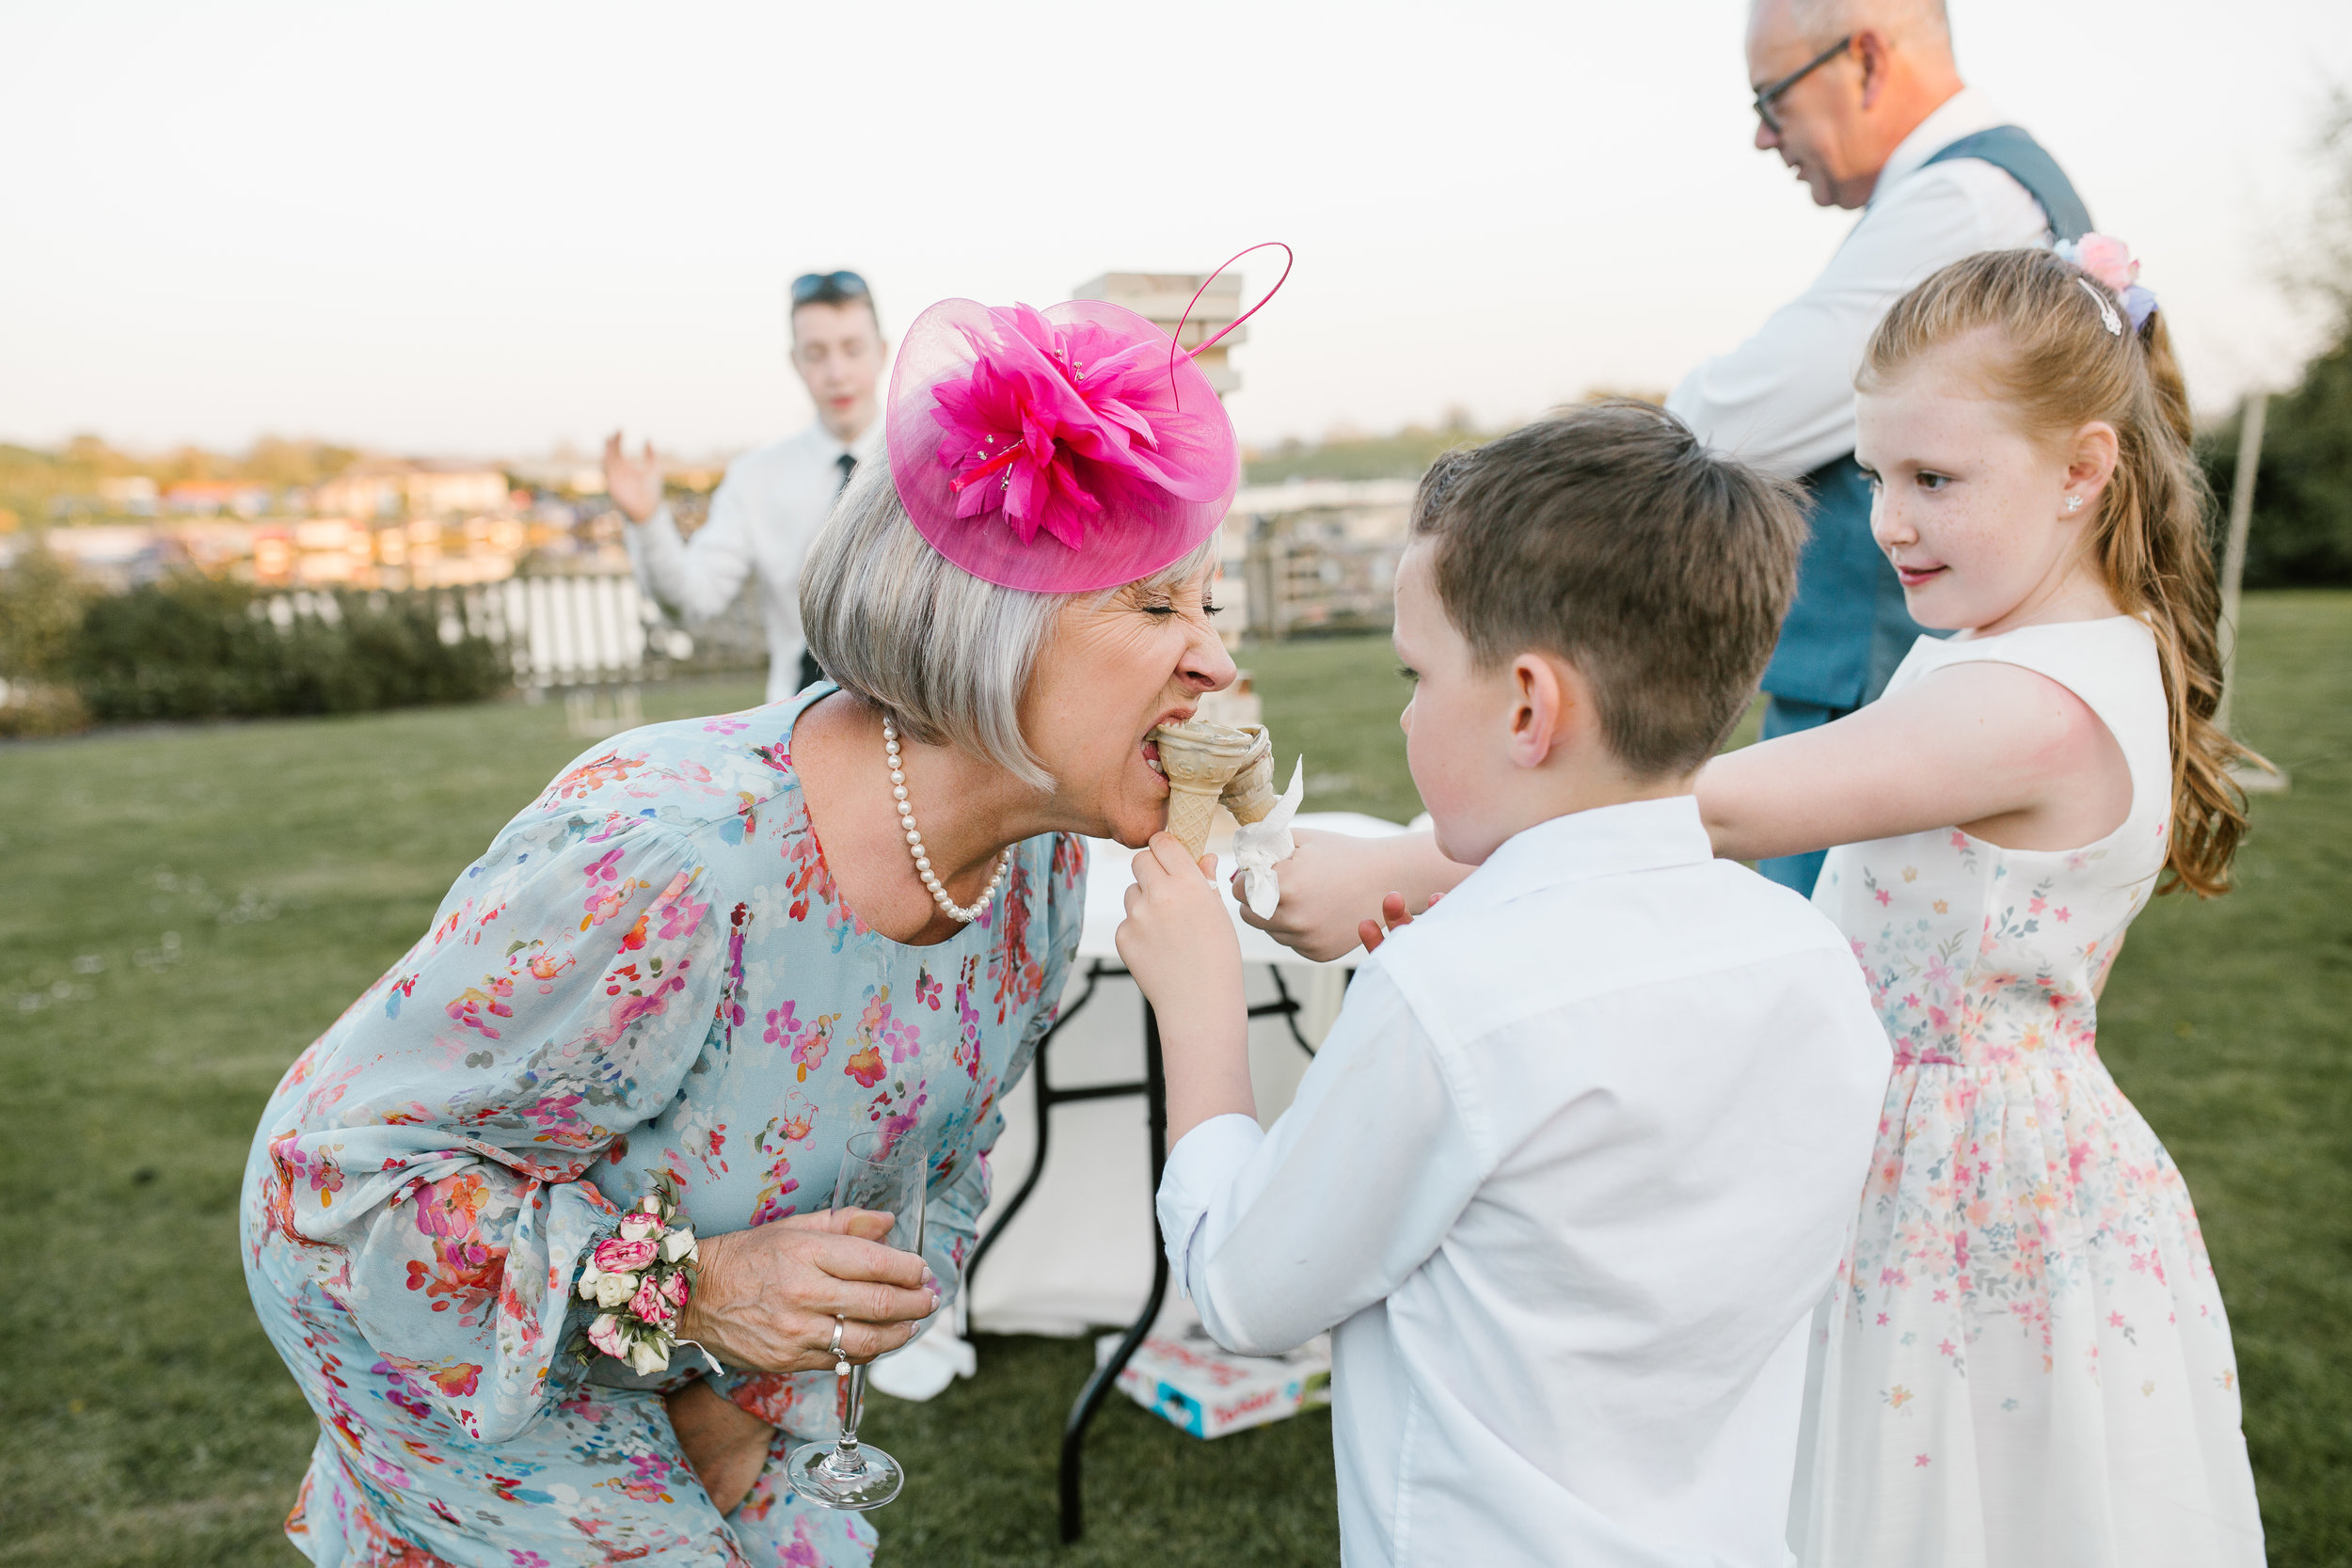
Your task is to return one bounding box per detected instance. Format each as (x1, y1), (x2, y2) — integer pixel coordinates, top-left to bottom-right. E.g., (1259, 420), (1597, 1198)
(884, 716), (1009, 925)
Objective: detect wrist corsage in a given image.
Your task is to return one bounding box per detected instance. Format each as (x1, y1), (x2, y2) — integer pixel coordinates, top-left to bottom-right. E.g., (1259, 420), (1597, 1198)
(575, 1177), (704, 1376)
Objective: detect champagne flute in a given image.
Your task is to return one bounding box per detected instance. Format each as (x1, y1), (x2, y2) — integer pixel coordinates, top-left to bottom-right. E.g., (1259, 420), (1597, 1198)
(786, 1129), (927, 1510)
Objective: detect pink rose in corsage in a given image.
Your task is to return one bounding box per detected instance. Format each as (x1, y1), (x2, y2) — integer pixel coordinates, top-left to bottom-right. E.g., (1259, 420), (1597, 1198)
(628, 1275), (676, 1328)
(571, 1175), (707, 1377)
(593, 1236), (658, 1273)
(587, 1312), (628, 1359)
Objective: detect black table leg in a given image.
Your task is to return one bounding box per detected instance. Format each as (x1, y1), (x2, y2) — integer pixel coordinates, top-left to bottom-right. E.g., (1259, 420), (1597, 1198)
(959, 961), (1312, 1544)
(1057, 999), (1170, 1544)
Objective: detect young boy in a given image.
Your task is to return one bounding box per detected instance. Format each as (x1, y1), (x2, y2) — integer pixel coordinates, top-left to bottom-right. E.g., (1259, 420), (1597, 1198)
(1115, 404), (1890, 1567)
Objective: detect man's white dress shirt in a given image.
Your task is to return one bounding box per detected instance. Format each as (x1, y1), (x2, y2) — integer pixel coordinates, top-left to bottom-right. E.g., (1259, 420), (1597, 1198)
(1157, 798), (1890, 1567)
(1666, 89), (2055, 476)
(624, 420), (883, 703)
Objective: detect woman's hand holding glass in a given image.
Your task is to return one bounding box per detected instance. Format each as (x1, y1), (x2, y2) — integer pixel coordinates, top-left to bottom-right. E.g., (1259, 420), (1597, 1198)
(675, 1209), (939, 1376)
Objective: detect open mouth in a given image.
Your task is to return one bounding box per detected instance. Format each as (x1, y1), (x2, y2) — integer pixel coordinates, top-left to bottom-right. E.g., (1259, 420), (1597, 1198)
(1136, 708), (1194, 797)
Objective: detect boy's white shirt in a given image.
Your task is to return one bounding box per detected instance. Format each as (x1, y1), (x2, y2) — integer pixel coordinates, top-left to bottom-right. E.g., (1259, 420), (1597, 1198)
(1156, 796), (1890, 1568)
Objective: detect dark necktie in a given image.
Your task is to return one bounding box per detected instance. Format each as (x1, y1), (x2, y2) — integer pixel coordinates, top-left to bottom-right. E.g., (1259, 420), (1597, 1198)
(803, 451), (858, 692)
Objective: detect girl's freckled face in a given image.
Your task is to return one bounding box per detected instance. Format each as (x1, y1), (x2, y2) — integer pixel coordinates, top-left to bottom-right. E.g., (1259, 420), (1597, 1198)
(1855, 335), (2090, 635)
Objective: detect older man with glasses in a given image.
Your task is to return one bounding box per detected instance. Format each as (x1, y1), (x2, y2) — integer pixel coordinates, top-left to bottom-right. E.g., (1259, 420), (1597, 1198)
(605, 271), (888, 700)
(1666, 0), (2092, 895)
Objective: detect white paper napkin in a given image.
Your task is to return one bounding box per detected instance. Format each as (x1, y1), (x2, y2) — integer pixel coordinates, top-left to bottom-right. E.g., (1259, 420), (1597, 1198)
(1230, 758), (1305, 919)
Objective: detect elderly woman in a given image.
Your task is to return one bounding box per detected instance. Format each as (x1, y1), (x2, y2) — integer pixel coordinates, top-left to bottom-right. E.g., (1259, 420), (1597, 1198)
(239, 293), (1248, 1566)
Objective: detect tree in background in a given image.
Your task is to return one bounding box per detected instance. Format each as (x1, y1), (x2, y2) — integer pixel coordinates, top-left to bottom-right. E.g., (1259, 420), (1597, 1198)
(0, 434), (361, 525)
(2203, 87), (2352, 588)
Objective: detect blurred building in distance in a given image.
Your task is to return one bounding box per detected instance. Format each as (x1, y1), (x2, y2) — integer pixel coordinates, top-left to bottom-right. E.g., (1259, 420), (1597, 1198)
(3, 445), (733, 593)
(1073, 271), (1246, 397)
(97, 476), (159, 515)
(312, 458), (513, 521)
(1230, 479), (1416, 640)
(163, 480), (272, 516)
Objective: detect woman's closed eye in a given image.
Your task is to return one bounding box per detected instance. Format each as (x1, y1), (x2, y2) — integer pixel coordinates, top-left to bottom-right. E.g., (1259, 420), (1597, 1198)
(1141, 597), (1221, 621)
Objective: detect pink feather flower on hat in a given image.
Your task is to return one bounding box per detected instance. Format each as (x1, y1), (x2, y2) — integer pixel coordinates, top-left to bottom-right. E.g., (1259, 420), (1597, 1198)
(930, 304), (1217, 553)
(886, 295), (1244, 593)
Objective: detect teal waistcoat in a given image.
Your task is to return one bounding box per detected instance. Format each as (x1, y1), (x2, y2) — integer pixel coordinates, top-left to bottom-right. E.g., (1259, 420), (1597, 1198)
(1759, 126), (2091, 711)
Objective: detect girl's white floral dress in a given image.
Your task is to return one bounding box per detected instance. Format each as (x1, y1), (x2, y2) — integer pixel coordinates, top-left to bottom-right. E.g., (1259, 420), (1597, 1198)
(1795, 616), (2264, 1567)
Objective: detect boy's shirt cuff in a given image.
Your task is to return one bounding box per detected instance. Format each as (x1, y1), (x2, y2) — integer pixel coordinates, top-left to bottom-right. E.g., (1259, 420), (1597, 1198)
(1155, 1113), (1266, 1303)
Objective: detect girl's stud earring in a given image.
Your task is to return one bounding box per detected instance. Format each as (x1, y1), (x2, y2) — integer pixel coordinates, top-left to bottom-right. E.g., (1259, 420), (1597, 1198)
(2066, 496), (2084, 513)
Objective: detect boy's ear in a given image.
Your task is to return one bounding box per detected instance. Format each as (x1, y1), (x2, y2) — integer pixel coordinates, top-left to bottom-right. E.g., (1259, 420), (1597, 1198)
(1507, 654), (1566, 769)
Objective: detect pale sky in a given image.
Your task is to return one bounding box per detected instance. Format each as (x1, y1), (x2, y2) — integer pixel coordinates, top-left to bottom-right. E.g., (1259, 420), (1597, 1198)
(3, 0), (2346, 459)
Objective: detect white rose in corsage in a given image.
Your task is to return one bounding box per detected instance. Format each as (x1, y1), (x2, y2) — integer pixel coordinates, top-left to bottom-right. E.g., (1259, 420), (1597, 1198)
(570, 1175), (718, 1376)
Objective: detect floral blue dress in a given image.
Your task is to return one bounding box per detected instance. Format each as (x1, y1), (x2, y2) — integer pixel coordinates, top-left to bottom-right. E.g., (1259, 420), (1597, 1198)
(239, 687), (1084, 1566)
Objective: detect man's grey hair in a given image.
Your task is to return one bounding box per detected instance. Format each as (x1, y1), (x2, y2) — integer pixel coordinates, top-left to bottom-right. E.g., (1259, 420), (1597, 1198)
(800, 458), (1220, 790)
(1770, 0), (1951, 50)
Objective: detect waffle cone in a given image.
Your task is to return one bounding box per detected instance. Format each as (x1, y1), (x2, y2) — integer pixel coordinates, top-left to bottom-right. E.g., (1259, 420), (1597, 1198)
(1165, 784), (1224, 859)
(1220, 736), (1279, 826)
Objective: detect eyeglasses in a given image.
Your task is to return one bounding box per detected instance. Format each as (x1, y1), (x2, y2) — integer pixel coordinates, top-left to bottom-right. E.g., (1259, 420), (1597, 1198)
(1751, 34), (1851, 134)
(790, 270), (870, 305)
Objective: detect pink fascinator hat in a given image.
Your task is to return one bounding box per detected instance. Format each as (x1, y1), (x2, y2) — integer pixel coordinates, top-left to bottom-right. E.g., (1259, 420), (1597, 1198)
(886, 245), (1290, 594)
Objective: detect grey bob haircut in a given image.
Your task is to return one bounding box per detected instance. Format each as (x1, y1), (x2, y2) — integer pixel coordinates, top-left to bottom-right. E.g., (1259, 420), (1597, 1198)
(799, 457), (1220, 790)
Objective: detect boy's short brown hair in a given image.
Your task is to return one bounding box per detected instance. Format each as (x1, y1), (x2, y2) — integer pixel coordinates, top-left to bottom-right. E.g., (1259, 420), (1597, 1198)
(1409, 402), (1806, 779)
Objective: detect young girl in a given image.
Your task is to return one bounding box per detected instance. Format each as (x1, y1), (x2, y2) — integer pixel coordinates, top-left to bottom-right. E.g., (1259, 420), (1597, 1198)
(1697, 241), (2265, 1565)
(1248, 240), (2265, 1563)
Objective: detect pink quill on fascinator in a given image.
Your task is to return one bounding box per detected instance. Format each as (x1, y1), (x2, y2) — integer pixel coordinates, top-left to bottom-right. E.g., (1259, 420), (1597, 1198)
(886, 244), (1292, 593)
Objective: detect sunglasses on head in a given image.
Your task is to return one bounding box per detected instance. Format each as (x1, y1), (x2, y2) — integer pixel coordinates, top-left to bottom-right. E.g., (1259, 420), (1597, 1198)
(791, 270), (871, 305)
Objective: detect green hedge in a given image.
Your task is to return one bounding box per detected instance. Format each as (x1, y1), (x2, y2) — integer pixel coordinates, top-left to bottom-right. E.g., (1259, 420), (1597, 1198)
(68, 574), (508, 721)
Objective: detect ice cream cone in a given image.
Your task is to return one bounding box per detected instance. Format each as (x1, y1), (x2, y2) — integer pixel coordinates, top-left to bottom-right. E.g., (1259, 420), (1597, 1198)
(1163, 785), (1224, 860)
(1219, 725), (1279, 826)
(1152, 718), (1261, 859)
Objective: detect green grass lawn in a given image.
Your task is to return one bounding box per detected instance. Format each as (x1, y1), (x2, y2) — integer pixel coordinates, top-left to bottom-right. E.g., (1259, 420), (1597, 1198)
(1, 594), (2346, 1565)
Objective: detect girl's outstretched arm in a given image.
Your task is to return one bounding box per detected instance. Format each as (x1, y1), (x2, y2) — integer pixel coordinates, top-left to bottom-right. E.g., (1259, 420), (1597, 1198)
(1698, 659), (2132, 863)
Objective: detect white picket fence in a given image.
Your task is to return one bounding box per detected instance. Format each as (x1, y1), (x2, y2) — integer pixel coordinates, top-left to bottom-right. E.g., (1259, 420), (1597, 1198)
(263, 572), (705, 690)
(496, 573), (661, 688)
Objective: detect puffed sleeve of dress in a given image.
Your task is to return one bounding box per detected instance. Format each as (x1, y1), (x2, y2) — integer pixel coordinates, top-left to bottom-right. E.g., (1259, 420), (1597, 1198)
(255, 811), (722, 1444)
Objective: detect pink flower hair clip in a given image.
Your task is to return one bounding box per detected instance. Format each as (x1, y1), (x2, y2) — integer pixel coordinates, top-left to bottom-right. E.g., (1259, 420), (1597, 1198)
(2056, 233), (2157, 336)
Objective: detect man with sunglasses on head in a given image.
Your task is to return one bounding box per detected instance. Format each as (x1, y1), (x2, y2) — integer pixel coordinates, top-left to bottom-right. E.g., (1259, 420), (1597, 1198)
(604, 270), (887, 701)
(1666, 0), (2091, 895)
